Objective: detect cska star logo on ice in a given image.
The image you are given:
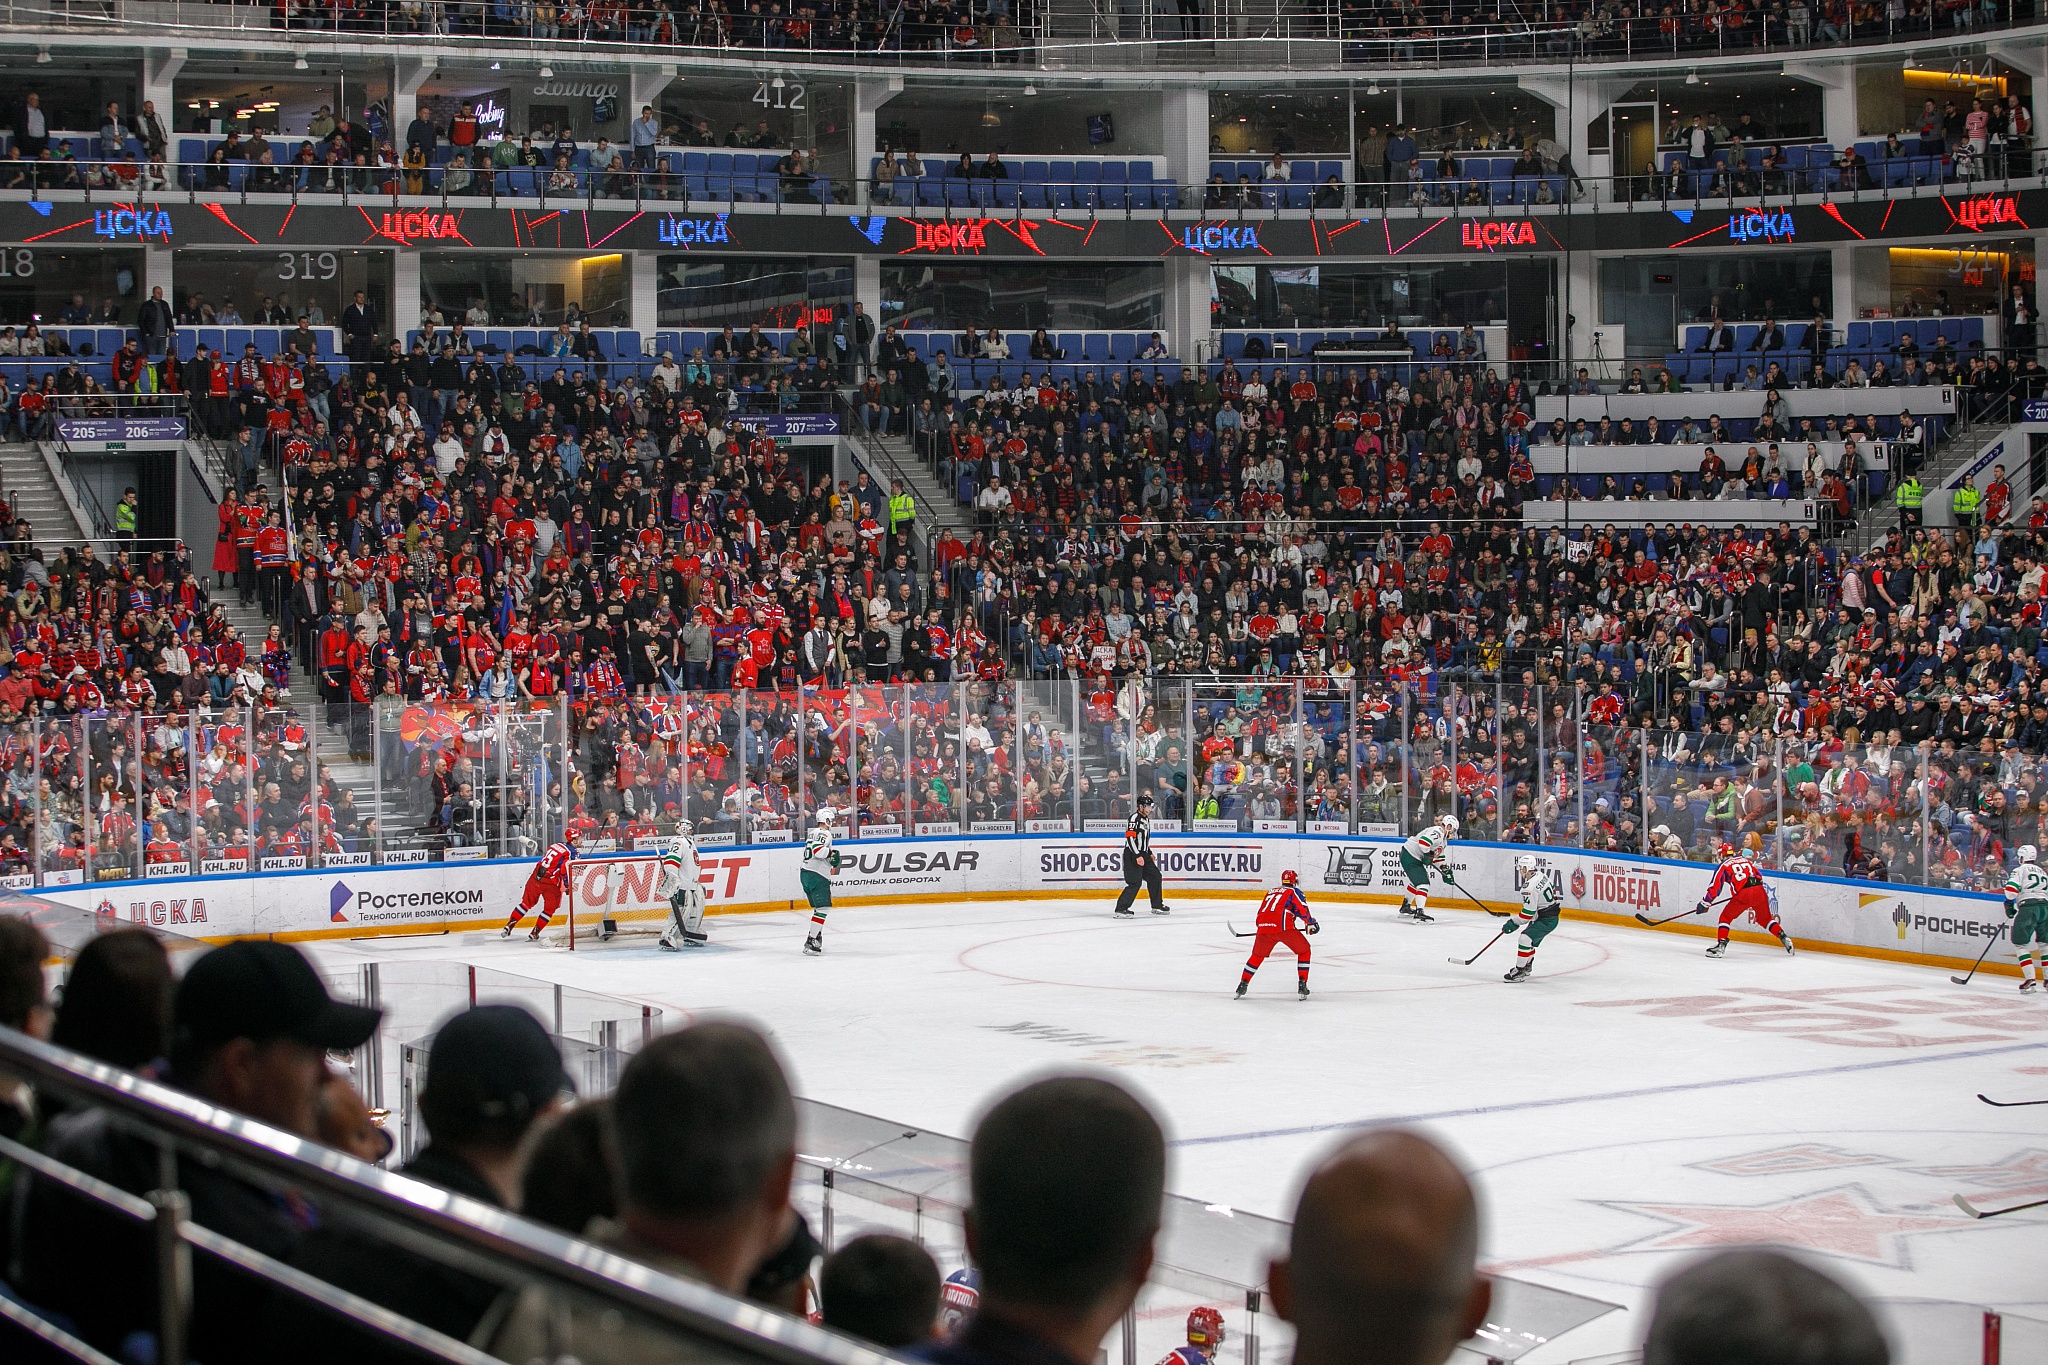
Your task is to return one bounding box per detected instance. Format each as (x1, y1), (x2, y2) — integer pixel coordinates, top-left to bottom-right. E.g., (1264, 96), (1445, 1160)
(95, 899), (117, 920)
(1570, 867), (1587, 901)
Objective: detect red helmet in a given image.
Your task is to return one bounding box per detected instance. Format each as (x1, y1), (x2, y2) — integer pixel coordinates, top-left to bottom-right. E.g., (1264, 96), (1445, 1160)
(1716, 842), (1736, 860)
(1187, 1308), (1225, 1348)
(1280, 869), (1299, 887)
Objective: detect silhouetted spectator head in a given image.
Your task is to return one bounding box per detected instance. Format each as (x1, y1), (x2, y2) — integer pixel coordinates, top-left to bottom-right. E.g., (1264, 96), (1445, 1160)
(610, 1020), (797, 1293)
(1644, 1249), (1890, 1365)
(968, 1076), (1164, 1324)
(1270, 1129), (1490, 1365)
(821, 1233), (941, 1348)
(0, 914), (50, 1038)
(420, 1003), (570, 1149)
(51, 928), (172, 1070)
(521, 1098), (617, 1236)
(747, 1211), (823, 1315)
(168, 939), (381, 1136)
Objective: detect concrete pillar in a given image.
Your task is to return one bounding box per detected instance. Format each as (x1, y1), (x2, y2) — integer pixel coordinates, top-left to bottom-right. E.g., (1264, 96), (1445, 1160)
(630, 66), (677, 130)
(854, 255), (882, 320)
(1784, 63), (1857, 149)
(142, 48), (185, 169)
(393, 57), (436, 140)
(1161, 87), (1207, 204)
(393, 250), (421, 336)
(144, 244), (174, 309)
(1562, 250), (1600, 372)
(1161, 257), (1209, 364)
(853, 77), (902, 208)
(630, 251), (659, 336)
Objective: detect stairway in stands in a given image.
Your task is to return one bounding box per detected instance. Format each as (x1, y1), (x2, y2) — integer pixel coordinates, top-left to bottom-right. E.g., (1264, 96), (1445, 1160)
(211, 459), (419, 853)
(0, 441), (93, 543)
(869, 429), (978, 545)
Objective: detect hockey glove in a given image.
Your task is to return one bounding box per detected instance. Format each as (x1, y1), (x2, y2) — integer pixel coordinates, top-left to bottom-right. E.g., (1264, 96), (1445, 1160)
(1307, 919), (1321, 935)
(1693, 900), (1709, 917)
(1500, 918), (1523, 935)
(2006, 901), (2019, 919)
(1441, 868), (1455, 885)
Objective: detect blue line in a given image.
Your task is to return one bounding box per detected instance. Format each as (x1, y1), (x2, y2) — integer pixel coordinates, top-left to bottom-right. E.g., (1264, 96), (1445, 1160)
(1170, 1040), (2048, 1148)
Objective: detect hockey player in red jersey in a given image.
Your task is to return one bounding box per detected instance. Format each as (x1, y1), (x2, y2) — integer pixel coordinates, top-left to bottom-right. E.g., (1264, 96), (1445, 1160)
(1697, 842), (1794, 958)
(1235, 870), (1319, 999)
(1153, 1308), (1226, 1365)
(502, 833), (578, 942)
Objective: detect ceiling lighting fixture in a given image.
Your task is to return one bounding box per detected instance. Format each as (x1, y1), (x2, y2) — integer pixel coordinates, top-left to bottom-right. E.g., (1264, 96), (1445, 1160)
(771, 75), (786, 90)
(1366, 81), (1381, 96)
(293, 50), (309, 70)
(1685, 70), (1700, 84)
(490, 60), (501, 69)
(539, 63), (553, 79)
(1022, 83), (1037, 96)
(35, 45), (50, 63)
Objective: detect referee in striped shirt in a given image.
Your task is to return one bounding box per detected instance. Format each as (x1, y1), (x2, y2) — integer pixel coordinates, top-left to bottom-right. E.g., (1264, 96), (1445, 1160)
(1113, 791), (1171, 918)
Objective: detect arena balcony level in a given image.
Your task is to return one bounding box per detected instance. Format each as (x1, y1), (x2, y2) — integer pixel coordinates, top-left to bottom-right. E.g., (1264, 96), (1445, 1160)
(6, 148), (2048, 261)
(0, 0), (2046, 74)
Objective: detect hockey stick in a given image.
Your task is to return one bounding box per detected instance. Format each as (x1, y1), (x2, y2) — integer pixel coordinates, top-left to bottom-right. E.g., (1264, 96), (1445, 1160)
(1637, 905), (1702, 927)
(1951, 932), (2002, 986)
(1953, 1192), (2048, 1219)
(1455, 884), (1509, 919)
(1448, 928), (1512, 968)
(1226, 922), (1256, 939)
(1978, 1094), (2048, 1107)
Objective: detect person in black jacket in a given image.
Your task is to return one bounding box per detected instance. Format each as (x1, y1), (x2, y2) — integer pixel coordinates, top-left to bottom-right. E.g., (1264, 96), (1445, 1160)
(258, 1004), (571, 1365)
(137, 284), (174, 356)
(16, 942), (381, 1365)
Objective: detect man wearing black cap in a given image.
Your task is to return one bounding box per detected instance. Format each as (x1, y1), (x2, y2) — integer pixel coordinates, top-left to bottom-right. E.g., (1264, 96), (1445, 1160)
(262, 1003), (571, 1364)
(19, 940), (382, 1364)
(1112, 790), (1171, 919)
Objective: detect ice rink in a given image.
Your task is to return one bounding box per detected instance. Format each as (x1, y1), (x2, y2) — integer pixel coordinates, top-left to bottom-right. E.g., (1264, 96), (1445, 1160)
(324, 894), (2048, 1362)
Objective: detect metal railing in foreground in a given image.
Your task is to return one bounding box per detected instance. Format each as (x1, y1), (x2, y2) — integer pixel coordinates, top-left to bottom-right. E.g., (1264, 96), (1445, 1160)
(0, 1018), (902, 1365)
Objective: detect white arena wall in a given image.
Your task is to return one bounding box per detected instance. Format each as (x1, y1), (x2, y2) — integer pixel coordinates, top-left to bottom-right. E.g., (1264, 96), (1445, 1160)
(35, 833), (2018, 979)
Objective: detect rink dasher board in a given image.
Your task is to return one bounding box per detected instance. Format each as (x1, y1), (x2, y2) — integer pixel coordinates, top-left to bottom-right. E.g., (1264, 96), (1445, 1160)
(31, 835), (2020, 978)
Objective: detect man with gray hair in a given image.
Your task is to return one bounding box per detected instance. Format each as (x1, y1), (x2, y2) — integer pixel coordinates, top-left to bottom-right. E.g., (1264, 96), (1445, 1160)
(1268, 1130), (1491, 1365)
(478, 1020), (798, 1362)
(918, 1076), (1165, 1365)
(1644, 1249), (1889, 1364)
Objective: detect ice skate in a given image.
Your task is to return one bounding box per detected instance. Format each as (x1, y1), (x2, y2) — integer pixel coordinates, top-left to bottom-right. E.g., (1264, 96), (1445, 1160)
(500, 925), (514, 939)
(1151, 903), (1172, 915)
(1234, 981), (1247, 998)
(683, 931), (709, 948)
(1706, 941), (1727, 958)
(1779, 932), (1796, 955)
(1297, 981), (1311, 999)
(1113, 906), (1135, 918)
(1503, 962), (1532, 983)
(804, 932), (823, 955)
(2022, 979), (2041, 993)
(659, 937), (681, 952)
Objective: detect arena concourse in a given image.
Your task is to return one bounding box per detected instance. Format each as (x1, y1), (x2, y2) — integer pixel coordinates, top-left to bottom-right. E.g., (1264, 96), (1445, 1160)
(2, 5), (2048, 1363)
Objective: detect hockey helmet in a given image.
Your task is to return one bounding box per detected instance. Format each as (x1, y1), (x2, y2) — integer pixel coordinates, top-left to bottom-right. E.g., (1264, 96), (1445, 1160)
(1438, 814), (1458, 835)
(938, 1267), (981, 1335)
(1187, 1307), (1226, 1348)
(1515, 854), (1538, 876)
(1137, 790), (1155, 806)
(815, 806), (838, 824)
(2022, 845), (2040, 865)
(1280, 869), (1299, 887)
(1716, 841), (1736, 860)
(674, 818), (694, 837)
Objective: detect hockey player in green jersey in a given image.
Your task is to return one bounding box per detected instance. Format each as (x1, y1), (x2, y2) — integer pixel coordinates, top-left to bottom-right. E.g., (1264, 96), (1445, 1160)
(1500, 853), (1564, 982)
(802, 806), (843, 955)
(2004, 843), (2048, 993)
(657, 820), (707, 951)
(1398, 814), (1457, 922)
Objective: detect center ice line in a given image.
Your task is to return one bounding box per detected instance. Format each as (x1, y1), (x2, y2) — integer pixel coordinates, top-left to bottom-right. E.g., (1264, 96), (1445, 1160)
(1172, 1040), (2048, 1148)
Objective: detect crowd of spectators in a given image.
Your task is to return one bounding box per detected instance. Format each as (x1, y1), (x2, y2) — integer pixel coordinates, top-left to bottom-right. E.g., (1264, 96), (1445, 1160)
(8, 278), (2048, 893)
(0, 925), (1898, 1365)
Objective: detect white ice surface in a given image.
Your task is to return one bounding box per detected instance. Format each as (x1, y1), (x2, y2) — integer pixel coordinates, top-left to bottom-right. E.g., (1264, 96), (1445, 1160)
(317, 895), (2048, 1363)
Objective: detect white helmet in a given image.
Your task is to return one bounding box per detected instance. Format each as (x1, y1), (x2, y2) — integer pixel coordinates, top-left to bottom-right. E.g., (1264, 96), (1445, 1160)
(1438, 814), (1459, 835)
(815, 806), (839, 825)
(2022, 845), (2039, 865)
(1515, 854), (1538, 876)
(674, 818), (693, 837)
